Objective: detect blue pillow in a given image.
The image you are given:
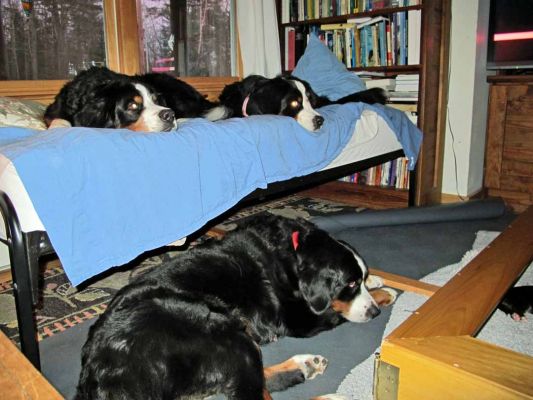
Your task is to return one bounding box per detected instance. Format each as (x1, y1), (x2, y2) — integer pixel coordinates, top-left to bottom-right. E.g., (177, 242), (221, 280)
(292, 34), (366, 101)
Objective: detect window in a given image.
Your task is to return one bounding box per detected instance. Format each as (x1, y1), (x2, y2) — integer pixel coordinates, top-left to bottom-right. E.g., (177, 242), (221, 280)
(0, 0), (235, 81)
(0, 0), (106, 80)
(139, 0), (234, 77)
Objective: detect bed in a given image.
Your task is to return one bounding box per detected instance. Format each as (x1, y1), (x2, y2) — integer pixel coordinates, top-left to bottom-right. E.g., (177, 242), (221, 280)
(0, 95), (421, 369)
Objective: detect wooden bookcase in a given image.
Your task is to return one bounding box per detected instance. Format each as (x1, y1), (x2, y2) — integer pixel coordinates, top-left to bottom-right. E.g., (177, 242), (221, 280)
(275, 0), (450, 208)
(484, 75), (533, 213)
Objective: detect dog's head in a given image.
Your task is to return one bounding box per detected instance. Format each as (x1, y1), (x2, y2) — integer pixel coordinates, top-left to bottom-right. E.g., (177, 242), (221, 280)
(72, 81), (176, 132)
(239, 76), (324, 131)
(240, 215), (381, 323)
(292, 226), (380, 322)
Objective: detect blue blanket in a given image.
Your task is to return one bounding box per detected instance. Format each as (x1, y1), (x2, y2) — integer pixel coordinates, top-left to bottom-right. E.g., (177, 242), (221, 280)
(0, 103), (421, 285)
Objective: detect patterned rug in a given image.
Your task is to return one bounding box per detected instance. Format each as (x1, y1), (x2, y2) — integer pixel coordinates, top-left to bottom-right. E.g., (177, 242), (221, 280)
(0, 195), (363, 345)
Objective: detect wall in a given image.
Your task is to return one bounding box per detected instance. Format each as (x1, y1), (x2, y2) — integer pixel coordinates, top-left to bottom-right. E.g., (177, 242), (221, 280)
(441, 0), (492, 198)
(0, 244), (9, 270)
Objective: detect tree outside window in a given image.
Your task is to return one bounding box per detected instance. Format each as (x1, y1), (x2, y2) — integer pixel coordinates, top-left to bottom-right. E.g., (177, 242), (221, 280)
(0, 0), (106, 80)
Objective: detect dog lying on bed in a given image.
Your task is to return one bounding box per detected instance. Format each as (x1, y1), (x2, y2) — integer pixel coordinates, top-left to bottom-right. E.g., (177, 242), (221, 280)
(45, 67), (386, 133)
(44, 67), (223, 131)
(216, 74), (387, 131)
(75, 214), (396, 400)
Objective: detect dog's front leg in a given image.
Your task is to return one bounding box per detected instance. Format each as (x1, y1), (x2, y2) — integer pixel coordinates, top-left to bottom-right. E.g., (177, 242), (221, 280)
(366, 274), (384, 290)
(370, 287), (398, 307)
(366, 275), (398, 307)
(263, 388), (273, 400)
(264, 354), (328, 393)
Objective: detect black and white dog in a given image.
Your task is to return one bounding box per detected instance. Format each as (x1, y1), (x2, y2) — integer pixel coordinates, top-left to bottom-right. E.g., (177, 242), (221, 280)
(44, 67), (222, 131)
(75, 215), (396, 400)
(45, 67), (386, 133)
(216, 74), (387, 131)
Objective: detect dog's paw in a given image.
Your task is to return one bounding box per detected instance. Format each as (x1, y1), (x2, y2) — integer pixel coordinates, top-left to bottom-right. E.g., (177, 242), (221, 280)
(48, 118), (72, 129)
(291, 354), (328, 380)
(311, 394), (348, 400)
(371, 287), (398, 307)
(512, 312), (526, 321)
(366, 275), (384, 290)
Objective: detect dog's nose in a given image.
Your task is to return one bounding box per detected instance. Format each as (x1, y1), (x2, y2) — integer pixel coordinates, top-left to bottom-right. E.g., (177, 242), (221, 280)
(366, 305), (381, 319)
(314, 115), (324, 129)
(159, 109), (175, 122)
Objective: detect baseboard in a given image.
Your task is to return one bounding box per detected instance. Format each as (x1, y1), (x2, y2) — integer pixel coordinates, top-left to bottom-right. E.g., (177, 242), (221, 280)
(0, 267), (10, 284)
(439, 189), (483, 204)
(0, 259), (61, 284)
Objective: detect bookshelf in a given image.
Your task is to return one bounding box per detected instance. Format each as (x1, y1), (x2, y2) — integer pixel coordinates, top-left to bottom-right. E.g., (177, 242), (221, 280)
(276, 0), (451, 207)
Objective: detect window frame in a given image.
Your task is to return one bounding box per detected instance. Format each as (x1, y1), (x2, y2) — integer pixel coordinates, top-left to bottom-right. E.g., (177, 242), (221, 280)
(0, 0), (240, 103)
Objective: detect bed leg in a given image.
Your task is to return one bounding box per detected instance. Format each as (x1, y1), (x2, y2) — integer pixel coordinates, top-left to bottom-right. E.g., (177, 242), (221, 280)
(0, 192), (41, 370)
(11, 236), (41, 369)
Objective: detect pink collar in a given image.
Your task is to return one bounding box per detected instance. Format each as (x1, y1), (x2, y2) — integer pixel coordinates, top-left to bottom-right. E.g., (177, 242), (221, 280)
(242, 95), (250, 117)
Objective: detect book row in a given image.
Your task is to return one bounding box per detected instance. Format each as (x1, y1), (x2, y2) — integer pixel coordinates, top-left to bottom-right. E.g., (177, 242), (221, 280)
(280, 0), (422, 23)
(339, 157), (411, 189)
(284, 10), (421, 70)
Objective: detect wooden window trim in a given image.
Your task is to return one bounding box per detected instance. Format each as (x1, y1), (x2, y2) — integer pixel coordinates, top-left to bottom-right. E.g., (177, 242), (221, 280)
(104, 0), (142, 75)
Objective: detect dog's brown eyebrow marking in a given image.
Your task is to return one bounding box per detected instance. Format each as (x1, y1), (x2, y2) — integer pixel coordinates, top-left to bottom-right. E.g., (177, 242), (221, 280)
(331, 299), (351, 316)
(125, 120), (150, 132)
(133, 95), (143, 104)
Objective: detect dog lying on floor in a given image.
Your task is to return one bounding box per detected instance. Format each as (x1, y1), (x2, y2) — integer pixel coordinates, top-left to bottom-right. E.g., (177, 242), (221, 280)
(45, 67), (386, 133)
(75, 214), (396, 400)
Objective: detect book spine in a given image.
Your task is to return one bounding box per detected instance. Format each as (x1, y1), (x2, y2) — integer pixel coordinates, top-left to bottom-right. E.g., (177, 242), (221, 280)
(386, 20), (392, 66)
(365, 26), (373, 66)
(294, 25), (307, 64)
(354, 27), (361, 66)
(378, 21), (387, 67)
(371, 24), (379, 66)
(398, 11), (406, 65)
(290, 0), (298, 22)
(407, 9), (421, 65)
(287, 28), (296, 70)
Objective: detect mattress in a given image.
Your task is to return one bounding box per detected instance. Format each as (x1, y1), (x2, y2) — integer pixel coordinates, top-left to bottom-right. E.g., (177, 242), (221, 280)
(0, 109), (401, 240)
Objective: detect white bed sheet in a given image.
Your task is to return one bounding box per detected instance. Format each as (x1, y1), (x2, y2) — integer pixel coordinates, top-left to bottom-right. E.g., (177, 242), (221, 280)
(0, 110), (401, 241)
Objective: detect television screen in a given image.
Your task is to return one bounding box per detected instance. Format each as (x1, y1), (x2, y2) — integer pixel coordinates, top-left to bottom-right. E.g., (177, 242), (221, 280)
(487, 0), (533, 70)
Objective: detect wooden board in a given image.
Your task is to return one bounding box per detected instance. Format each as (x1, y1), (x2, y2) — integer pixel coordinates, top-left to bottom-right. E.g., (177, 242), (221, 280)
(369, 268), (439, 297)
(0, 77), (238, 105)
(377, 206), (533, 399)
(389, 206), (533, 339)
(381, 336), (533, 400)
(0, 331), (62, 399)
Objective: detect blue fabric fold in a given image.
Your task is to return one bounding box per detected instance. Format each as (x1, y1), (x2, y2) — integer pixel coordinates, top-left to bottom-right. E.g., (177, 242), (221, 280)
(0, 103), (421, 285)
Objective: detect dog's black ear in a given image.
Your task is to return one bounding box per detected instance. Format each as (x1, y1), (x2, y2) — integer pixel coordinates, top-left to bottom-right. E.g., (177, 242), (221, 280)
(293, 227), (336, 315)
(298, 275), (332, 314)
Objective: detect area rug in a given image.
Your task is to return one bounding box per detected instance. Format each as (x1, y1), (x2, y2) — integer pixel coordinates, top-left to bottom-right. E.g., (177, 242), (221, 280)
(336, 230), (533, 399)
(0, 195), (363, 345)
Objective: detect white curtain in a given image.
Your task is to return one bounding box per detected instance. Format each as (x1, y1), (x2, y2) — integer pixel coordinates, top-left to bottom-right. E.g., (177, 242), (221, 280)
(236, 0), (281, 78)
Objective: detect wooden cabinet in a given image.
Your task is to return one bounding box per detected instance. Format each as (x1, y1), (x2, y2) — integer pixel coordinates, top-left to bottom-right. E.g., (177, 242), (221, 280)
(276, 0), (450, 207)
(485, 75), (533, 213)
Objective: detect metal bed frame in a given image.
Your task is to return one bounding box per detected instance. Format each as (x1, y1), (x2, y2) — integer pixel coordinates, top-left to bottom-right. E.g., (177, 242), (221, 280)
(1, 149), (411, 370)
